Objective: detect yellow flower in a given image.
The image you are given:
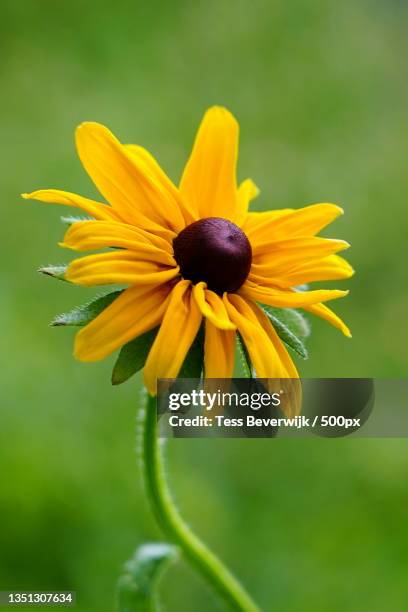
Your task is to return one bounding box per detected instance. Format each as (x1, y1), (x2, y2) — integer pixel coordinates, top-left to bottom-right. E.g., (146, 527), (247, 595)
(23, 107), (353, 394)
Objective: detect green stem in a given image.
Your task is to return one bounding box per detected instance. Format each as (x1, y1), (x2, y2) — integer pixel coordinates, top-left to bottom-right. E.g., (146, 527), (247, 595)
(140, 393), (260, 612)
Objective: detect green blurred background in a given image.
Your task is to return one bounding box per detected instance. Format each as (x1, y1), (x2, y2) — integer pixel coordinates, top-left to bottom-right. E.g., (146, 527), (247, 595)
(1, 1), (408, 610)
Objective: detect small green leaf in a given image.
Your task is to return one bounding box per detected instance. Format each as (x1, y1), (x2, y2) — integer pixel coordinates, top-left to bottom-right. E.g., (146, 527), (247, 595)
(61, 215), (93, 225)
(295, 283), (309, 292)
(38, 264), (69, 281)
(178, 324), (204, 379)
(117, 542), (178, 612)
(260, 304), (309, 359)
(262, 305), (310, 339)
(112, 327), (159, 386)
(51, 290), (123, 327)
(236, 333), (253, 378)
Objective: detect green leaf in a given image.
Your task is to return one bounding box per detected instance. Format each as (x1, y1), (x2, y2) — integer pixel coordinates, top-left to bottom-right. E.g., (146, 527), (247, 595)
(260, 304), (309, 359)
(117, 542), (178, 612)
(112, 327), (159, 386)
(178, 324), (204, 379)
(113, 323), (204, 386)
(236, 333), (253, 378)
(262, 304), (310, 339)
(51, 290), (123, 327)
(38, 264), (69, 281)
(61, 215), (93, 225)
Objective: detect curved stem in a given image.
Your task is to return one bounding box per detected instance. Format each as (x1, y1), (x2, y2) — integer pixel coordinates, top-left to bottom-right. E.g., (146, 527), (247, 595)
(140, 393), (260, 612)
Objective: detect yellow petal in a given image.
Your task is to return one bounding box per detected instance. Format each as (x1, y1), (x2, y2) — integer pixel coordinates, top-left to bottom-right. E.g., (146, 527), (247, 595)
(246, 301), (299, 378)
(61, 220), (175, 262)
(252, 235), (349, 263)
(204, 321), (235, 377)
(143, 281), (202, 394)
(22, 189), (117, 221)
(242, 209), (294, 236)
(223, 293), (296, 377)
(264, 255), (355, 288)
(66, 250), (179, 286)
(233, 301), (302, 416)
(76, 122), (184, 234)
(304, 302), (352, 337)
(74, 284), (171, 361)
(235, 178), (260, 226)
(180, 106), (239, 220)
(250, 238), (350, 286)
(193, 282), (236, 330)
(126, 144), (197, 225)
(240, 281), (349, 308)
(245, 203), (343, 245)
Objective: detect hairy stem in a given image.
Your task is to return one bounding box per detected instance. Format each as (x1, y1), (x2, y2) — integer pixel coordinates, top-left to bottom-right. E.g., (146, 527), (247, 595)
(140, 393), (260, 611)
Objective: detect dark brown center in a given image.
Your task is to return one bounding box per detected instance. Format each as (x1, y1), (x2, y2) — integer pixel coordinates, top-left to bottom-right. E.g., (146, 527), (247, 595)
(173, 217), (252, 294)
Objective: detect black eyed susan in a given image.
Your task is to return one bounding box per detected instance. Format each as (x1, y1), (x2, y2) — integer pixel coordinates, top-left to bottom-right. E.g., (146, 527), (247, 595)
(25, 107), (354, 611)
(23, 107), (353, 393)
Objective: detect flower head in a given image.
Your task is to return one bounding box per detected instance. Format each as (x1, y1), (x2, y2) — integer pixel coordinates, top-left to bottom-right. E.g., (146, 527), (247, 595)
(24, 106), (353, 393)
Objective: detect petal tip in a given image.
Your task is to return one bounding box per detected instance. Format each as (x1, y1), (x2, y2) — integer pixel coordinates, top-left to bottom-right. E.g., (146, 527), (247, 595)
(76, 120), (100, 131)
(58, 241), (74, 250)
(321, 203), (344, 216)
(204, 105), (238, 126)
(75, 121), (109, 143)
(73, 343), (87, 362)
(73, 331), (97, 362)
(336, 239), (351, 251)
(143, 370), (157, 396)
(207, 104), (232, 114)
